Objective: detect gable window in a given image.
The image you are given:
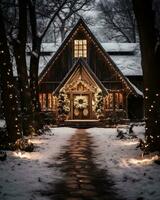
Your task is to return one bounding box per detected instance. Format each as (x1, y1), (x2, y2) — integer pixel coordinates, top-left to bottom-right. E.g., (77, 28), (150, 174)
(74, 40), (87, 58)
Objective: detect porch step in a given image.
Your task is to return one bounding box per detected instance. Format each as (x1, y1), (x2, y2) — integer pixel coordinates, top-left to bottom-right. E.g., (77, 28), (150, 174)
(61, 120), (104, 128)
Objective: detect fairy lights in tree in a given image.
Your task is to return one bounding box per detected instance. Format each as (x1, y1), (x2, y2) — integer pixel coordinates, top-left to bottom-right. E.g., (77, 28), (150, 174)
(0, 40), (23, 140)
(143, 86), (160, 152)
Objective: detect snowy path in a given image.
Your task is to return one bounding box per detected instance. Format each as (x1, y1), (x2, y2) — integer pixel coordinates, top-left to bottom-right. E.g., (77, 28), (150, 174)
(0, 126), (160, 200)
(43, 129), (121, 200)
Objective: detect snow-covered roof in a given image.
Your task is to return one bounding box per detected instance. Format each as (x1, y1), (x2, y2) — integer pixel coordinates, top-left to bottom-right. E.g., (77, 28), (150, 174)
(101, 43), (138, 53)
(101, 43), (143, 76)
(110, 55), (142, 76)
(23, 43), (143, 77)
(26, 43), (59, 53)
(27, 42), (138, 53)
(37, 43), (142, 76)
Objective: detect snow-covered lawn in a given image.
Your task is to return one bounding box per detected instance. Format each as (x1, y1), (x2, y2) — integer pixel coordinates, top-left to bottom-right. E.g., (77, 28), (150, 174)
(87, 126), (160, 200)
(1, 125), (160, 200)
(0, 127), (76, 200)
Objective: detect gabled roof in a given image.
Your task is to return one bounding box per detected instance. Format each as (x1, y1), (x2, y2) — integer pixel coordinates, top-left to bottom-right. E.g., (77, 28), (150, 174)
(54, 58), (108, 95)
(39, 18), (142, 96)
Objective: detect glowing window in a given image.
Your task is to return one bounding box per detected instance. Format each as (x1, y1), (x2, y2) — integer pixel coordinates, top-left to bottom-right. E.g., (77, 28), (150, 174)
(39, 93), (46, 111)
(105, 92), (123, 110)
(74, 40), (87, 58)
(48, 93), (53, 110)
(39, 93), (57, 111)
(105, 93), (114, 109)
(115, 93), (123, 109)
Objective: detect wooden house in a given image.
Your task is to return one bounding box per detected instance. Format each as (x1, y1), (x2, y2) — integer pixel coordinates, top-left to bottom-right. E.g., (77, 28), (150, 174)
(38, 18), (143, 125)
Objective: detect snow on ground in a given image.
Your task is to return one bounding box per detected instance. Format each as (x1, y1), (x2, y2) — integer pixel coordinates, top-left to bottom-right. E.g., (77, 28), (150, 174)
(87, 126), (160, 200)
(0, 127), (76, 200)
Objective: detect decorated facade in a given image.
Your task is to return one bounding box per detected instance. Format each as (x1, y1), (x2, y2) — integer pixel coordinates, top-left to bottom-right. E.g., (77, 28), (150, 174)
(38, 18), (143, 124)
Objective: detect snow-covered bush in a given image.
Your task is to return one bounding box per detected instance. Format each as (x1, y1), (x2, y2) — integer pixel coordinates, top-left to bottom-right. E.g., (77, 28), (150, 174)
(94, 90), (104, 120)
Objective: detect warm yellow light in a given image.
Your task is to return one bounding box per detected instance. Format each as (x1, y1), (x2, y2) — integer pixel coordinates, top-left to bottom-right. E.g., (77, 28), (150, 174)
(123, 141), (139, 146)
(74, 39), (87, 58)
(128, 155), (158, 165)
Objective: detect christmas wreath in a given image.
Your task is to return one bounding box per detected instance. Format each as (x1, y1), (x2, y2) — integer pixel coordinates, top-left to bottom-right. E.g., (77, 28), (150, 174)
(74, 96), (88, 109)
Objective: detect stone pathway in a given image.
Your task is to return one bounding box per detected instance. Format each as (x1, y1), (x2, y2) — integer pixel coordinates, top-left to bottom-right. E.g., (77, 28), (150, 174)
(42, 129), (122, 200)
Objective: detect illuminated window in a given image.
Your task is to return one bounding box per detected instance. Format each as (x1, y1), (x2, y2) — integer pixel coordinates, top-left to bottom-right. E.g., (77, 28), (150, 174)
(52, 96), (57, 110)
(39, 93), (46, 111)
(105, 92), (123, 110)
(105, 93), (114, 109)
(74, 40), (87, 58)
(115, 93), (123, 109)
(48, 93), (52, 110)
(39, 93), (57, 111)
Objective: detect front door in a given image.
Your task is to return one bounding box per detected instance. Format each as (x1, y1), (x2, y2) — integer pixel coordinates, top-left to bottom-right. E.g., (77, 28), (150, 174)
(73, 94), (90, 119)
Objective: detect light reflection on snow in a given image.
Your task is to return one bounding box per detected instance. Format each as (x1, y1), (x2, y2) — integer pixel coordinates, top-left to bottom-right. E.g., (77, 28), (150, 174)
(128, 155), (158, 165)
(13, 151), (31, 159)
(123, 141), (139, 146)
(29, 139), (44, 144)
(13, 151), (42, 160)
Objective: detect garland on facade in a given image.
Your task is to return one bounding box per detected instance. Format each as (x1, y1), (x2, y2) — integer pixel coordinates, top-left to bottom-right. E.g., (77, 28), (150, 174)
(94, 90), (104, 119)
(58, 90), (70, 117)
(74, 95), (88, 109)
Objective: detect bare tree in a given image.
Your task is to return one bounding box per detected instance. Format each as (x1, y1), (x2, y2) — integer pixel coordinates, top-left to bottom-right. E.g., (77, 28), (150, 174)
(27, 0), (68, 115)
(13, 0), (34, 136)
(0, 0), (69, 133)
(36, 0), (94, 42)
(0, 7), (22, 142)
(132, 0), (160, 152)
(0, 0), (95, 138)
(97, 0), (137, 42)
(56, 0), (94, 41)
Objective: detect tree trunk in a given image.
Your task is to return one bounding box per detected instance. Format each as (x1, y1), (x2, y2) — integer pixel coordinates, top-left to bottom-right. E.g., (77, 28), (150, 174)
(30, 41), (41, 112)
(0, 11), (22, 143)
(28, 0), (41, 112)
(13, 0), (34, 136)
(133, 0), (160, 151)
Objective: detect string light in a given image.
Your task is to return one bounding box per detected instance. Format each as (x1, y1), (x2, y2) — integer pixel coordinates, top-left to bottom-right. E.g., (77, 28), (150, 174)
(145, 88), (149, 91)
(9, 94), (13, 99)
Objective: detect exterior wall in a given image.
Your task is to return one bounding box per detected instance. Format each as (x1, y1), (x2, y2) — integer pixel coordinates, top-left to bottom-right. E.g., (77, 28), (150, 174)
(127, 76), (143, 91)
(128, 96), (144, 121)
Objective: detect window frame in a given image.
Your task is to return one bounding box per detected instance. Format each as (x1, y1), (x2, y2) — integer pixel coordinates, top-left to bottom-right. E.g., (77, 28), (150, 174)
(105, 92), (124, 110)
(39, 93), (57, 111)
(74, 39), (87, 58)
